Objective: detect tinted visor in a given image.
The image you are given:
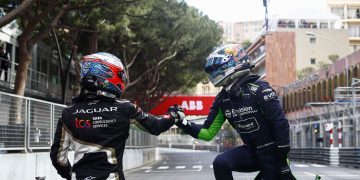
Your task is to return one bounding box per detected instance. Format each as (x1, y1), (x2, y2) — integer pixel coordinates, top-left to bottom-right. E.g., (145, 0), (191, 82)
(117, 70), (127, 84)
(204, 56), (227, 73)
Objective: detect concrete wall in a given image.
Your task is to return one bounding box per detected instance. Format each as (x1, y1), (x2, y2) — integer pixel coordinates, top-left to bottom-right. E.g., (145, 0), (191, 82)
(0, 148), (156, 180)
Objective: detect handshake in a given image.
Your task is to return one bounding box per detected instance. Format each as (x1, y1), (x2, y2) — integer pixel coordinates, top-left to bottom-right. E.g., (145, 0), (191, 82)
(167, 104), (190, 128)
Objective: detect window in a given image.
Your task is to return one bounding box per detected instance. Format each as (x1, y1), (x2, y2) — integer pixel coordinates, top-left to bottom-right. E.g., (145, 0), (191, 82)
(310, 37), (316, 43)
(310, 58), (316, 64)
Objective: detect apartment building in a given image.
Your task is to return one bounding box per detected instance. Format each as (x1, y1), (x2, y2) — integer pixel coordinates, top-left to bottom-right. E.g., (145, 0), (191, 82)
(218, 20), (263, 43)
(327, 0), (360, 49)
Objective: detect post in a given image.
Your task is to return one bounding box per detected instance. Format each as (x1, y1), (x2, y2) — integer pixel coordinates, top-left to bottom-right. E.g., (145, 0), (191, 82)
(338, 121), (342, 148)
(329, 127), (333, 148)
(352, 78), (360, 147)
(263, 0), (268, 31)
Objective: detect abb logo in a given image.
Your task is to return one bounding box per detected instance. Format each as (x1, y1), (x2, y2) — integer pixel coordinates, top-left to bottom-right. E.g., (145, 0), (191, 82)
(181, 100), (203, 110)
(75, 118), (91, 128)
(150, 96), (215, 115)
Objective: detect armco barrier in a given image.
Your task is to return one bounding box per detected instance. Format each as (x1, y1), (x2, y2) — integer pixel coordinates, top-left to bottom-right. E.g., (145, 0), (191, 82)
(159, 144), (360, 169)
(339, 148), (360, 168)
(158, 143), (229, 152)
(288, 148), (331, 164)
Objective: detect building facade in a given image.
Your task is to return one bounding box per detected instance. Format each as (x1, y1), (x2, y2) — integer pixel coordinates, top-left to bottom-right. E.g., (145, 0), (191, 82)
(327, 0), (360, 48)
(218, 20), (263, 43)
(282, 49), (360, 148)
(247, 28), (350, 90)
(0, 24), (76, 103)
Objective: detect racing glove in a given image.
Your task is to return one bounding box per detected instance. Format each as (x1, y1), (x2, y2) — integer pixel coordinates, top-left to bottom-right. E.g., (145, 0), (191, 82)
(167, 104), (185, 123)
(277, 145), (296, 180)
(167, 104), (191, 129)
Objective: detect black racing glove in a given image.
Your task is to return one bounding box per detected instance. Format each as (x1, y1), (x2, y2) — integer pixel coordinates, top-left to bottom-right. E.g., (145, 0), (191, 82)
(167, 104), (191, 129)
(167, 104), (186, 123)
(277, 145), (296, 180)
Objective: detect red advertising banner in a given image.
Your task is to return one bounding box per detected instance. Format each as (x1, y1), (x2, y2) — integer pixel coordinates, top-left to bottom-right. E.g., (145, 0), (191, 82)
(149, 96), (216, 115)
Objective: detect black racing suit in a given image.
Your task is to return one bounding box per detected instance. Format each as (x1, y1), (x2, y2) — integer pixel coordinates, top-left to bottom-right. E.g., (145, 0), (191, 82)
(178, 74), (293, 179)
(50, 94), (175, 180)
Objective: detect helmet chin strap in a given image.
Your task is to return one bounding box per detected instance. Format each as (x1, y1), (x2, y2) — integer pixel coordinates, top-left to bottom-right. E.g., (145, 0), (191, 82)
(217, 69), (250, 88)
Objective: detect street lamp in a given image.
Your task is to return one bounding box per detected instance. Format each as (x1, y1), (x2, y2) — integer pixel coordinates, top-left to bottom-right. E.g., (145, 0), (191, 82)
(305, 31), (350, 87)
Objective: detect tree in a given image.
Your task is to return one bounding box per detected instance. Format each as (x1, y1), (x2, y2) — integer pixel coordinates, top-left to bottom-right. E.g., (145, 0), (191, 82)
(241, 39), (252, 50)
(316, 61), (330, 69)
(95, 0), (222, 110)
(6, 0), (111, 124)
(328, 54), (339, 63)
(0, 0), (35, 28)
(13, 0), (108, 96)
(2, 0), (221, 119)
(297, 67), (315, 79)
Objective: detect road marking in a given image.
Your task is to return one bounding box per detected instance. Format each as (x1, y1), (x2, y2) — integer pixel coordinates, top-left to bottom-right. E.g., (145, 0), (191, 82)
(303, 172), (316, 177)
(175, 166), (186, 169)
(210, 165), (213, 168)
(158, 166), (169, 170)
(192, 165), (203, 171)
(329, 174), (360, 177)
(310, 164), (327, 167)
(293, 164), (309, 168)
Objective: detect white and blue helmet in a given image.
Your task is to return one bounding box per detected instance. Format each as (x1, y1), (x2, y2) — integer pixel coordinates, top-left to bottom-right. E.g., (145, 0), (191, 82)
(204, 44), (252, 87)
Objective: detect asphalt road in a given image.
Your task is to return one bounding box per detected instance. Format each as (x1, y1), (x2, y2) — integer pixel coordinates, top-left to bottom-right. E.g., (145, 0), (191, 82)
(124, 148), (360, 180)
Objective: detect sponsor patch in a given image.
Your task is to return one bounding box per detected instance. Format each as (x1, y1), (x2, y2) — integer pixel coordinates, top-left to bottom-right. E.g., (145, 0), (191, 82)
(263, 92), (277, 101)
(261, 88), (273, 93)
(224, 106), (258, 118)
(234, 117), (260, 133)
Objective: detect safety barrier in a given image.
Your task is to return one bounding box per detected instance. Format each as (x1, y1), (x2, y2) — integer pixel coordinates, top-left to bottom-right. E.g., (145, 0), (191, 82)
(158, 143), (234, 152)
(0, 91), (156, 152)
(288, 148), (331, 164)
(289, 147), (360, 168)
(339, 148), (360, 168)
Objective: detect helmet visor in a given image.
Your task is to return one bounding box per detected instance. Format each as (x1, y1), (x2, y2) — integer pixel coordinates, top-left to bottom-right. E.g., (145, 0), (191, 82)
(204, 55), (228, 73)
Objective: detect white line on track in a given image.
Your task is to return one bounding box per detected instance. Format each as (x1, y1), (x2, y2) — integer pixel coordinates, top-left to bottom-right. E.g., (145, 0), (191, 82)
(310, 164), (327, 167)
(303, 172), (317, 177)
(157, 166), (169, 170)
(293, 164), (309, 168)
(175, 166), (186, 169)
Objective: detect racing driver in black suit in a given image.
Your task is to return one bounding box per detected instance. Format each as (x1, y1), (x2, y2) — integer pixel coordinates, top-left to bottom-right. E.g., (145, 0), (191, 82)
(50, 52), (178, 180)
(169, 44), (297, 180)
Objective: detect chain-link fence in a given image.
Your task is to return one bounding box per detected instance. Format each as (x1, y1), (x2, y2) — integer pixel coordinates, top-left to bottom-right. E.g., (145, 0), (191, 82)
(0, 91), (156, 152)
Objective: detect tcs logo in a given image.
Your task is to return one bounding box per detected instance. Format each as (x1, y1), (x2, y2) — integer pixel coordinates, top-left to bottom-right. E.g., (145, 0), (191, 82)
(75, 118), (91, 128)
(181, 100), (203, 110)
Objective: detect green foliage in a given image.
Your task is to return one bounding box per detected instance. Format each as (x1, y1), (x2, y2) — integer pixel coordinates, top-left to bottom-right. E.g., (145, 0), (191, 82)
(3, 0), (222, 107)
(316, 61), (330, 69)
(328, 54), (339, 63)
(297, 67), (315, 79)
(93, 0), (222, 109)
(241, 39), (252, 50)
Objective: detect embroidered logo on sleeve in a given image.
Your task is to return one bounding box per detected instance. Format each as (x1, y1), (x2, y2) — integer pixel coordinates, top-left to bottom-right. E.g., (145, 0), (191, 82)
(262, 88), (277, 101)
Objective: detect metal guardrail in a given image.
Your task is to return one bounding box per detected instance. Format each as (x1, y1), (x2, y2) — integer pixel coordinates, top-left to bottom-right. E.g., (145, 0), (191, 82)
(157, 143), (234, 153)
(289, 148), (331, 165)
(339, 148), (360, 168)
(0, 91), (156, 152)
